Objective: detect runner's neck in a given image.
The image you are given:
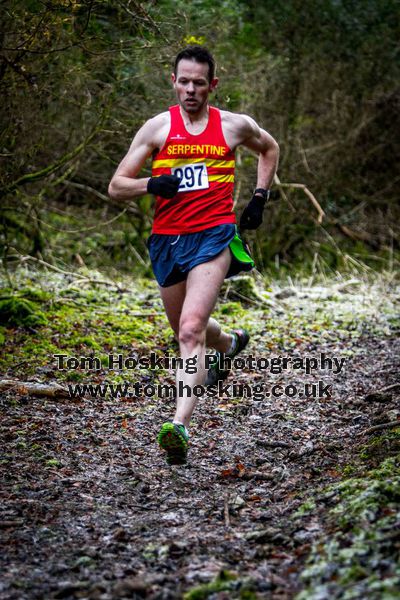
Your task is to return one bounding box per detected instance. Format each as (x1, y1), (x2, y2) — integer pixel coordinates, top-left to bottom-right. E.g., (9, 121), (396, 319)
(179, 104), (210, 134)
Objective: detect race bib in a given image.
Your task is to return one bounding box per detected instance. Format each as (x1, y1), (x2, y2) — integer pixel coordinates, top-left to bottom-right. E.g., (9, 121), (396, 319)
(171, 162), (209, 192)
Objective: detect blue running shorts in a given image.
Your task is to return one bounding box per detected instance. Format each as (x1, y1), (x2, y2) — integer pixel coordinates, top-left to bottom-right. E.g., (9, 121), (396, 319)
(147, 224), (254, 288)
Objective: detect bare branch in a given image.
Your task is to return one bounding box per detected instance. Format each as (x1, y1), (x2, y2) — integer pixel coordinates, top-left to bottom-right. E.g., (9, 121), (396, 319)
(36, 206), (128, 234)
(117, 0), (170, 43)
(274, 175), (326, 225)
(0, 380), (68, 398)
(8, 250), (129, 292)
(359, 421), (400, 436)
(0, 114), (105, 197)
(275, 179), (326, 223)
(273, 174), (296, 212)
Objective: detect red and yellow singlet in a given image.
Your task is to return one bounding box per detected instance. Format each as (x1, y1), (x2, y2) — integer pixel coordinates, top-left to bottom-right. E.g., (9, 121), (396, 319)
(151, 105), (236, 234)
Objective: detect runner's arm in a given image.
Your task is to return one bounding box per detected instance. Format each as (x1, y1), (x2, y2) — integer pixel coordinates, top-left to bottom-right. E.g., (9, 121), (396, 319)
(235, 115), (280, 230)
(241, 116), (279, 191)
(108, 117), (162, 201)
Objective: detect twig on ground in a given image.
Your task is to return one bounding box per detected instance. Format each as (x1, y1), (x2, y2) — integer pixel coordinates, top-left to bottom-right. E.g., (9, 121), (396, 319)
(364, 382), (400, 402)
(9, 250), (129, 292)
(378, 383), (400, 393)
(224, 494), (231, 528)
(0, 379), (68, 398)
(359, 421), (400, 436)
(256, 440), (291, 449)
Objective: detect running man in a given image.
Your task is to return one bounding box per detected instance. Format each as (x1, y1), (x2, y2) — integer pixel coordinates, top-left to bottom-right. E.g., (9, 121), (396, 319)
(108, 46), (279, 465)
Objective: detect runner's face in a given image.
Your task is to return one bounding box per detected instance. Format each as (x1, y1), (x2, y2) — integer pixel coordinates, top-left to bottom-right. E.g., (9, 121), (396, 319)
(172, 59), (218, 114)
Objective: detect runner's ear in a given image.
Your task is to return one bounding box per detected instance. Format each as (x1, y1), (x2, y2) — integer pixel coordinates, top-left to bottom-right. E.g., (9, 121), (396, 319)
(210, 77), (219, 92)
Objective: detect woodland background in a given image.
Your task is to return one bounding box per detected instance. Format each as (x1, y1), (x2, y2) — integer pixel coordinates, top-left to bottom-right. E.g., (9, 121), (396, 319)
(1, 0), (399, 276)
(1, 3), (400, 599)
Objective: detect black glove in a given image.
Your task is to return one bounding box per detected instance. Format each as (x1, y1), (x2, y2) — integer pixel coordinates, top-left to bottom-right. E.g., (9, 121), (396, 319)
(147, 175), (181, 199)
(239, 191), (268, 230)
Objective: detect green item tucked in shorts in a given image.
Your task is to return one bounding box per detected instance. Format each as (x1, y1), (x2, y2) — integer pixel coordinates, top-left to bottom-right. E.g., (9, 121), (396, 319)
(147, 224), (254, 287)
(227, 227), (255, 278)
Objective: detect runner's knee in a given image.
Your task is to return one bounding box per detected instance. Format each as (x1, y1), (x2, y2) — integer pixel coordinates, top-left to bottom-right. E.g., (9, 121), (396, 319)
(178, 316), (206, 349)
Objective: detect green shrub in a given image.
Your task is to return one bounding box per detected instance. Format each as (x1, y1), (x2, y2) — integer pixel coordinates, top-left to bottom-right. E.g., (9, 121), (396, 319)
(0, 297), (48, 328)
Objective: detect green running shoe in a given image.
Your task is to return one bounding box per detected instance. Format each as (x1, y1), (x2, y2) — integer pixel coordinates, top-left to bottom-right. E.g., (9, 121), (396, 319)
(158, 422), (189, 465)
(205, 328), (250, 386)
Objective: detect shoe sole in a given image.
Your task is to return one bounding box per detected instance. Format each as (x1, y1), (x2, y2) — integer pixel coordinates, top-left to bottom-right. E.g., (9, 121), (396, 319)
(158, 423), (188, 465)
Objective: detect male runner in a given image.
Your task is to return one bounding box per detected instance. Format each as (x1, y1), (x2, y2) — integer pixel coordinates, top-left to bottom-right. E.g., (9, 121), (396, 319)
(108, 46), (279, 465)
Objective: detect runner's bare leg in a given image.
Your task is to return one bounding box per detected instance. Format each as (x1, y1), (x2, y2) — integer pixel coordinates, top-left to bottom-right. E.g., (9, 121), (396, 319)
(175, 248), (231, 426)
(159, 278), (233, 353)
(159, 248), (232, 427)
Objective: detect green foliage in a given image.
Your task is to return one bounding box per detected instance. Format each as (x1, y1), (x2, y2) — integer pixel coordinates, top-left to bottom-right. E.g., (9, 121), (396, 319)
(183, 570), (258, 599)
(218, 301), (245, 316)
(329, 457), (400, 526)
(0, 272), (173, 378)
(296, 452), (400, 598)
(293, 499), (317, 518)
(1, 0), (399, 272)
(2, 267), (397, 390)
(183, 571), (240, 600)
(0, 297), (48, 327)
(358, 429), (400, 467)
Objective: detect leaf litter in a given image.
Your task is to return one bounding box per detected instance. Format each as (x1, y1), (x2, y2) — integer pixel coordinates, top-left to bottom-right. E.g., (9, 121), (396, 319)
(0, 269), (399, 599)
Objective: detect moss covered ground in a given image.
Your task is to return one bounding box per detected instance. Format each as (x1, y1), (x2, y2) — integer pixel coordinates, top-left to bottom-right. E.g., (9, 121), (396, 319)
(0, 266), (399, 599)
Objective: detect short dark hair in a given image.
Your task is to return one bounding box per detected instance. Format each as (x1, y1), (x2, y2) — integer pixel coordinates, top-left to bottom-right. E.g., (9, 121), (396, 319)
(174, 46), (215, 82)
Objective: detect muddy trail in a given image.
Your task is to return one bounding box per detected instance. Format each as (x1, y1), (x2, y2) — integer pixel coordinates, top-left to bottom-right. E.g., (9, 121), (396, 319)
(1, 273), (399, 599)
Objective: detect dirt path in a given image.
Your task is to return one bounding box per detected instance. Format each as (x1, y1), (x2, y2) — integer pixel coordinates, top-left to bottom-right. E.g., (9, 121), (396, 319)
(1, 330), (399, 599)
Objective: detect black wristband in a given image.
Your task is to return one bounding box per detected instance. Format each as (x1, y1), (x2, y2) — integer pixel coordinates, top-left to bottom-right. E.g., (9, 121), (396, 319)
(253, 188), (270, 203)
